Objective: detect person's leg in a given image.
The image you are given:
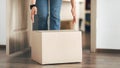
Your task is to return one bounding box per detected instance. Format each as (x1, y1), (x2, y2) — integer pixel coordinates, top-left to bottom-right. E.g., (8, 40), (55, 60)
(50, 0), (62, 30)
(33, 0), (48, 30)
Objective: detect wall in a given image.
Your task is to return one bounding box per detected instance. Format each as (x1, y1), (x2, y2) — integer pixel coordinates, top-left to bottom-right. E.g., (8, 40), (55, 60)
(0, 0), (6, 45)
(96, 0), (120, 49)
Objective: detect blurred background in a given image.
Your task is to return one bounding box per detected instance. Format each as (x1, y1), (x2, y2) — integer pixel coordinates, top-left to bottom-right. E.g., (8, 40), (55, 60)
(0, 0), (91, 54)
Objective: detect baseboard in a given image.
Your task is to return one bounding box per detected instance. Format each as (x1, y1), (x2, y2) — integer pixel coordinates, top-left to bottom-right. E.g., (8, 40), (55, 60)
(9, 47), (31, 57)
(0, 45), (6, 49)
(96, 49), (120, 53)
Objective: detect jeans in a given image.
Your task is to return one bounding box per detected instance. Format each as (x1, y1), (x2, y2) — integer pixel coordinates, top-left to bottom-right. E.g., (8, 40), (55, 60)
(33, 0), (62, 30)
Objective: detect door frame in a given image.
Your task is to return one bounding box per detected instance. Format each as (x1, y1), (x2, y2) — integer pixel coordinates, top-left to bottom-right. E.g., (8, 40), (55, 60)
(91, 0), (97, 52)
(6, 0), (10, 55)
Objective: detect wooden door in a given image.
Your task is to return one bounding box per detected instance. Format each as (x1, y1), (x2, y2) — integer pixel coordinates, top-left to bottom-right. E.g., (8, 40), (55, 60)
(6, 0), (30, 55)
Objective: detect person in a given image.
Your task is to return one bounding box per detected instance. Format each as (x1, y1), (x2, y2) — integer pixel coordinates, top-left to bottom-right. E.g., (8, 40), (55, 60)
(30, 0), (76, 30)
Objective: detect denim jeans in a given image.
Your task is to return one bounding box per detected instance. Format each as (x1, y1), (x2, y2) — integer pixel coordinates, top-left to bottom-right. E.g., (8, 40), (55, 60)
(33, 0), (62, 30)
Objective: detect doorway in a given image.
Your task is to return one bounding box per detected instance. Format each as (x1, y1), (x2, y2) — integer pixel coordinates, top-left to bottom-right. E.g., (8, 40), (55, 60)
(79, 0), (91, 50)
(79, 0), (96, 52)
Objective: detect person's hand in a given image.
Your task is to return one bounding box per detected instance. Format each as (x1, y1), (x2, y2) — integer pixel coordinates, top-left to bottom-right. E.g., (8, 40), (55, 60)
(31, 6), (37, 23)
(71, 8), (76, 24)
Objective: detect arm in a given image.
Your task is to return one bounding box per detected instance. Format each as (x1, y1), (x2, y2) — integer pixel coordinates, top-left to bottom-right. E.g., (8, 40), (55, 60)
(71, 0), (76, 24)
(31, 0), (36, 4)
(31, 0), (37, 23)
(71, 0), (75, 8)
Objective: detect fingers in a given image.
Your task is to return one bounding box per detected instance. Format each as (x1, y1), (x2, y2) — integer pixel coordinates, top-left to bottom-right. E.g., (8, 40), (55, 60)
(31, 14), (34, 23)
(35, 8), (37, 15)
(74, 16), (76, 23)
(72, 16), (76, 24)
(72, 16), (76, 23)
(71, 8), (76, 24)
(31, 7), (37, 23)
(31, 11), (34, 23)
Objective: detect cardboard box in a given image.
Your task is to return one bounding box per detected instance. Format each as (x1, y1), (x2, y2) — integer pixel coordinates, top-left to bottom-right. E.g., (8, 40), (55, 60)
(61, 21), (74, 30)
(31, 30), (82, 64)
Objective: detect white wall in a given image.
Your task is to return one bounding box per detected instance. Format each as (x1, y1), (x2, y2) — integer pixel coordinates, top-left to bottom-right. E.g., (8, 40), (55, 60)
(0, 0), (6, 45)
(96, 0), (120, 49)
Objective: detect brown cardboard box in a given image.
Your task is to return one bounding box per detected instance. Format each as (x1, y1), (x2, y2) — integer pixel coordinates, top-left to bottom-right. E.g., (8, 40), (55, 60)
(61, 20), (74, 30)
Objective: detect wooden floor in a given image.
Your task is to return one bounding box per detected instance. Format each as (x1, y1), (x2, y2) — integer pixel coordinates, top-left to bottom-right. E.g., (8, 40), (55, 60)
(0, 47), (120, 68)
